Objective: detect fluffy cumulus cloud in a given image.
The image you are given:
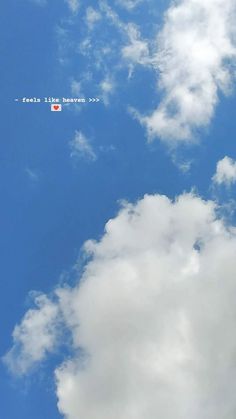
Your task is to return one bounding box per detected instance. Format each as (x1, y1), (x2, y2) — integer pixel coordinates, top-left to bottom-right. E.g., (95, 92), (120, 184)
(213, 156), (236, 186)
(138, 0), (236, 144)
(5, 193), (236, 419)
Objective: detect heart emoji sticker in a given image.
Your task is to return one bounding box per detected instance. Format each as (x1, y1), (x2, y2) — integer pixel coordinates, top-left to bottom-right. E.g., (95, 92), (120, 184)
(51, 104), (62, 112)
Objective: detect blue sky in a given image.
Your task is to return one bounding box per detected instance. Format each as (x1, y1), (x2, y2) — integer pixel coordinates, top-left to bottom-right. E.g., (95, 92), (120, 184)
(1, 1), (236, 418)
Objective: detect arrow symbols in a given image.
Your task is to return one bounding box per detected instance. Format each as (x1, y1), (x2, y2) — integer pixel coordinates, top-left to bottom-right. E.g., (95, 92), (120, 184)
(88, 98), (100, 103)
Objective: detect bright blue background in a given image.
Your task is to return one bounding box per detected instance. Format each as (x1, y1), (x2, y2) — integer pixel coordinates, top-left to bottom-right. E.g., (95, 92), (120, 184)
(0, 0), (236, 418)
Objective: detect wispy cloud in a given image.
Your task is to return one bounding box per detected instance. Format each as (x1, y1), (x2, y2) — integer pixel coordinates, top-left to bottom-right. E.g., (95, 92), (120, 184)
(65, 0), (80, 14)
(56, 0), (236, 147)
(121, 23), (150, 66)
(70, 131), (97, 161)
(99, 75), (116, 105)
(116, 0), (143, 10)
(85, 7), (101, 30)
(70, 79), (84, 96)
(25, 168), (39, 182)
(31, 0), (79, 12)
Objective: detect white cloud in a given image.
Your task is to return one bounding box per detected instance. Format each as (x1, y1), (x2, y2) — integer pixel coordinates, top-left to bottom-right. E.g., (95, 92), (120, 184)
(122, 24), (150, 65)
(70, 80), (82, 96)
(5, 193), (236, 418)
(99, 0), (124, 30)
(116, 0), (143, 11)
(100, 1), (150, 66)
(4, 294), (59, 375)
(31, 0), (79, 10)
(213, 156), (236, 186)
(70, 131), (97, 161)
(85, 7), (101, 30)
(138, 0), (236, 144)
(65, 0), (79, 14)
(74, 0), (150, 100)
(70, 79), (86, 100)
(99, 76), (115, 105)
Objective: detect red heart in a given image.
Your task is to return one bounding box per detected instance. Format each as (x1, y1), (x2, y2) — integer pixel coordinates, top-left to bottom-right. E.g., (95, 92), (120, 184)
(53, 105), (59, 110)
